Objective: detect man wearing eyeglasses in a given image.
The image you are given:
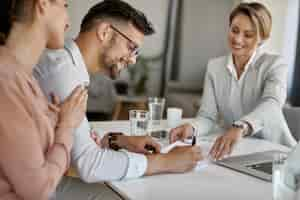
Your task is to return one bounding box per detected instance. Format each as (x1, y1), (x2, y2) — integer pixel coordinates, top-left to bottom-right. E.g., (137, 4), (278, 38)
(34, 0), (203, 199)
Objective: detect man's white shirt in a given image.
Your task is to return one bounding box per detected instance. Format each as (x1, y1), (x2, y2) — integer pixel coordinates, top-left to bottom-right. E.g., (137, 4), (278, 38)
(34, 39), (147, 182)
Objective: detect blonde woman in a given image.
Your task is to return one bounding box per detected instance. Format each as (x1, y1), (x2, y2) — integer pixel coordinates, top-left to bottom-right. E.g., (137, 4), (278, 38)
(0, 0), (87, 199)
(170, 2), (296, 160)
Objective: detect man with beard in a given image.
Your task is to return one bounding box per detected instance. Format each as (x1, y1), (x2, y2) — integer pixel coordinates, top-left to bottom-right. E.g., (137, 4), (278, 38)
(34, 0), (203, 199)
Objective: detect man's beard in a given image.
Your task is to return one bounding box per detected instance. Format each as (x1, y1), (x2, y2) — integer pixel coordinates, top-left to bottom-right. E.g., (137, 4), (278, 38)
(107, 63), (119, 80)
(100, 50), (117, 79)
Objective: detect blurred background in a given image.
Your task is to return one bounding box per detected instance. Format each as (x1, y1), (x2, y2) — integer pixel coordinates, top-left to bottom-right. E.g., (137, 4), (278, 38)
(66, 0), (299, 120)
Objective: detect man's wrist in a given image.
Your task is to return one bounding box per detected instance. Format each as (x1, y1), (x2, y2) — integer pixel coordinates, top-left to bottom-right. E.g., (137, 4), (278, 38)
(108, 133), (124, 150)
(116, 135), (128, 149)
(145, 154), (169, 175)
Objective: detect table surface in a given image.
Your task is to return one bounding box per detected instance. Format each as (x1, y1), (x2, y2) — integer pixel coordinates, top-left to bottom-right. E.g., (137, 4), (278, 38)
(91, 120), (290, 200)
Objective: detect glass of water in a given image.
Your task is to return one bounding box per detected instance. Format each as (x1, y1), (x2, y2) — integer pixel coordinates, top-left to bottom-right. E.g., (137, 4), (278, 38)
(271, 153), (300, 200)
(148, 97), (165, 127)
(129, 110), (149, 136)
(273, 153), (286, 200)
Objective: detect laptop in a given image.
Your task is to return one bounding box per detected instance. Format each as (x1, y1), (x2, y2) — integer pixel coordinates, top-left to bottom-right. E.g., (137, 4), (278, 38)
(216, 150), (287, 182)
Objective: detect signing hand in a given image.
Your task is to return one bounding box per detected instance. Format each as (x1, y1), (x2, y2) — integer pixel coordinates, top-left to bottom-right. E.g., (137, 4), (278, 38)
(165, 146), (203, 173)
(169, 123), (194, 144)
(209, 127), (243, 160)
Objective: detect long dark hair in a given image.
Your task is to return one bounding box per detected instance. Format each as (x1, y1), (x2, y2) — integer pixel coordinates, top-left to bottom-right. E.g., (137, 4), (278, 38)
(0, 0), (37, 45)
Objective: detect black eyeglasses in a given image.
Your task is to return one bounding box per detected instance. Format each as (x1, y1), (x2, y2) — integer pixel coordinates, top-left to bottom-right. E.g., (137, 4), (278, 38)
(110, 25), (139, 57)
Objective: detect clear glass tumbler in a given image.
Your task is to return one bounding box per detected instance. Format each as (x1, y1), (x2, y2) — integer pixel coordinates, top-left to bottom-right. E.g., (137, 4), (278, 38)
(148, 97), (165, 127)
(129, 110), (149, 136)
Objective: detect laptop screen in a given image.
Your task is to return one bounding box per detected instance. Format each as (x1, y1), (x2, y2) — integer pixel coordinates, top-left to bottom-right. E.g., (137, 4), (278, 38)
(246, 162), (273, 175)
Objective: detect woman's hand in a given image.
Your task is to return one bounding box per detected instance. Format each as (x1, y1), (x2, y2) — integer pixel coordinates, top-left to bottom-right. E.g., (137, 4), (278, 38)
(209, 127), (243, 160)
(54, 86), (88, 130)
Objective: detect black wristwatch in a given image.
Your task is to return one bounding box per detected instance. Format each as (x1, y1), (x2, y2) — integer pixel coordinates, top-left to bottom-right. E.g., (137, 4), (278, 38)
(108, 132), (123, 151)
(232, 121), (250, 137)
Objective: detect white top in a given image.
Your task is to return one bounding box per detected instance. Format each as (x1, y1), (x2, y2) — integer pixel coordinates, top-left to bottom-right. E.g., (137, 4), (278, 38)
(33, 39), (147, 182)
(191, 50), (296, 147)
(226, 51), (257, 124)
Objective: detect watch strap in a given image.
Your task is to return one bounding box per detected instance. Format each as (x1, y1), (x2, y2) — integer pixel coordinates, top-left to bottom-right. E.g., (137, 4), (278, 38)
(108, 132), (123, 151)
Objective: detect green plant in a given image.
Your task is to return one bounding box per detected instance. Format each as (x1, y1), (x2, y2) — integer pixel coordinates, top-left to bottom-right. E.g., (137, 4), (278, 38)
(128, 54), (162, 95)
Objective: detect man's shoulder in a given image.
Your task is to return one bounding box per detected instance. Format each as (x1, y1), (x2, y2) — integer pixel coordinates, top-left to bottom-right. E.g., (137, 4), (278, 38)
(34, 48), (73, 79)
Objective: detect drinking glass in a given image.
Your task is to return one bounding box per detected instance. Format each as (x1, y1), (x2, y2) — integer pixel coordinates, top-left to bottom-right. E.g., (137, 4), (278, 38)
(148, 97), (165, 127)
(129, 110), (149, 136)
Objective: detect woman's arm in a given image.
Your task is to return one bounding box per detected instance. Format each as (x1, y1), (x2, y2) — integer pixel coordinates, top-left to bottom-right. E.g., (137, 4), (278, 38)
(0, 91), (72, 200)
(191, 62), (219, 136)
(240, 56), (288, 135)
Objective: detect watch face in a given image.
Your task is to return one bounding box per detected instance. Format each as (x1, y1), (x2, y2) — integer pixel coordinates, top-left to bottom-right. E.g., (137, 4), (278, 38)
(108, 134), (121, 151)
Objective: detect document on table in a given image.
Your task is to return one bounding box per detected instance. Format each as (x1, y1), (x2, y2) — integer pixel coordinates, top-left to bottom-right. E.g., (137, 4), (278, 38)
(159, 141), (211, 171)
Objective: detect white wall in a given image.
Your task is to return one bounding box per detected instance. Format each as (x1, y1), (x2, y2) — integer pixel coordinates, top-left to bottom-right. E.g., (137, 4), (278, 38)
(242, 0), (299, 96)
(178, 0), (235, 86)
(282, 0), (299, 95)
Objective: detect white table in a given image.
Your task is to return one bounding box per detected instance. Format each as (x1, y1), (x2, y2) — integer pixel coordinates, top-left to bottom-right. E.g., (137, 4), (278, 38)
(91, 120), (290, 200)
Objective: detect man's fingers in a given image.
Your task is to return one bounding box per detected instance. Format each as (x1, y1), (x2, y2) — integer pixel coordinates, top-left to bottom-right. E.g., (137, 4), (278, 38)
(192, 146), (203, 161)
(146, 139), (161, 153)
(169, 127), (182, 143)
(194, 146), (202, 154)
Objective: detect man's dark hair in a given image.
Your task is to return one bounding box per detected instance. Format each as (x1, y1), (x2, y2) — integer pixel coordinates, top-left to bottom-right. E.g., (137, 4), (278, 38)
(80, 0), (155, 35)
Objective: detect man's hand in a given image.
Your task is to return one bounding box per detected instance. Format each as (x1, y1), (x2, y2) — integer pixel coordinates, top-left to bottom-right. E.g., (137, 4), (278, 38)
(101, 134), (161, 154)
(90, 130), (101, 146)
(209, 127), (243, 160)
(169, 123), (194, 144)
(145, 146), (203, 175)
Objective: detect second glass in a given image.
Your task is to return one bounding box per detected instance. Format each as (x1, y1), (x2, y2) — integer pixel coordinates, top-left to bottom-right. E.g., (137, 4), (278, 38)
(129, 110), (149, 136)
(148, 97), (165, 127)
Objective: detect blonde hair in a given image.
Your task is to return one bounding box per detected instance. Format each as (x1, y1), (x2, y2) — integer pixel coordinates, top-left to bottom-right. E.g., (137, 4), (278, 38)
(229, 2), (272, 41)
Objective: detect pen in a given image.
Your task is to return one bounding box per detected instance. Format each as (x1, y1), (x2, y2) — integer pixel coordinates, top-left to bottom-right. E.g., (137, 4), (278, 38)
(192, 135), (196, 146)
(183, 135), (196, 146)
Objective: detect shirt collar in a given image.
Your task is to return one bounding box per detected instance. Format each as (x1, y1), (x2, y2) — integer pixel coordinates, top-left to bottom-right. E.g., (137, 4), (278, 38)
(226, 50), (257, 80)
(64, 38), (90, 85)
(64, 38), (85, 67)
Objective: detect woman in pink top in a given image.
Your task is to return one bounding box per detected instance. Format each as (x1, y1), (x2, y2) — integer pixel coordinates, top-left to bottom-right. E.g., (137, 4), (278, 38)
(0, 0), (87, 199)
